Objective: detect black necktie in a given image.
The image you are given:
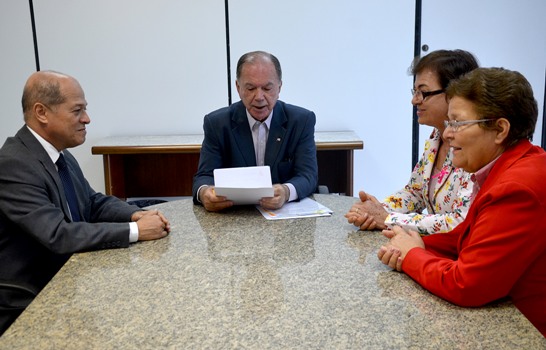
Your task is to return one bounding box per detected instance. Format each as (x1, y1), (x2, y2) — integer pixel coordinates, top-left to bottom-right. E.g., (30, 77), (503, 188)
(56, 153), (81, 222)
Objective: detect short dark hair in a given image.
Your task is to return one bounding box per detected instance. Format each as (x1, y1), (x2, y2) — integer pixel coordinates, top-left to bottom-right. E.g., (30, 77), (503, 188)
(446, 67), (538, 146)
(236, 51), (282, 82)
(410, 49), (479, 89)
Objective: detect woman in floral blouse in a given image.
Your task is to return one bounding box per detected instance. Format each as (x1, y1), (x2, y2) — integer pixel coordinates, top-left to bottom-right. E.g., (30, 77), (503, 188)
(346, 49), (477, 234)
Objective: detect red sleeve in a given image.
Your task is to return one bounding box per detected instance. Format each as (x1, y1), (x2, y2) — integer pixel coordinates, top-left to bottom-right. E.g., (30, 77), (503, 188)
(401, 181), (546, 307)
(421, 229), (460, 260)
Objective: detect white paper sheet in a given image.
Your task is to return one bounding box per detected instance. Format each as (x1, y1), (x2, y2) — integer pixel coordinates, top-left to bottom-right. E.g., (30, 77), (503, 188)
(214, 166), (274, 205)
(257, 197), (333, 220)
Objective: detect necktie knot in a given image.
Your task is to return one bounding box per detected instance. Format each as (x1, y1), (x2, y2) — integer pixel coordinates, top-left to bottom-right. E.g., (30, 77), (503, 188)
(56, 153), (67, 169)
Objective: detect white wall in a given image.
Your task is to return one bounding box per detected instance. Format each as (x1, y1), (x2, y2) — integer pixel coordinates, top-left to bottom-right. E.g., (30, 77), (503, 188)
(419, 0), (546, 154)
(0, 0), (36, 138)
(1, 1), (544, 201)
(36, 0), (229, 187)
(228, 0), (415, 199)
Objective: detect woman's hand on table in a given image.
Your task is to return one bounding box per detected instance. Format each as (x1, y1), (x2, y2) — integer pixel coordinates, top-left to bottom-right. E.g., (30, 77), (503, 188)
(378, 225), (424, 271)
(345, 190), (388, 230)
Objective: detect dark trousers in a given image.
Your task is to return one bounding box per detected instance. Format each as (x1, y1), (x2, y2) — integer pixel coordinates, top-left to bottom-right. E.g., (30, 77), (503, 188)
(0, 309), (24, 336)
(0, 282), (37, 336)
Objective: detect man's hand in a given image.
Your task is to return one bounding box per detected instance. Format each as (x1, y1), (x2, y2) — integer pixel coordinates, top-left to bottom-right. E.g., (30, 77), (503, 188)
(133, 209), (171, 241)
(260, 184), (289, 210)
(200, 186), (234, 212)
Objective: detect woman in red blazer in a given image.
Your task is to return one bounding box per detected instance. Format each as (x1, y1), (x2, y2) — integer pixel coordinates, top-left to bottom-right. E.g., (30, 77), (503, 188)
(377, 67), (546, 337)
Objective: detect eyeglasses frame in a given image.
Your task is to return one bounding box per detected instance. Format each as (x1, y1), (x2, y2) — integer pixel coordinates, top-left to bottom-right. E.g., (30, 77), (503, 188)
(443, 118), (497, 132)
(410, 88), (445, 101)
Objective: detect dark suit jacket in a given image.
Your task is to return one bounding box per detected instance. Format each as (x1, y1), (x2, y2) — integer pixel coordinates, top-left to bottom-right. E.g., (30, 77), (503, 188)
(192, 100), (318, 203)
(0, 126), (139, 311)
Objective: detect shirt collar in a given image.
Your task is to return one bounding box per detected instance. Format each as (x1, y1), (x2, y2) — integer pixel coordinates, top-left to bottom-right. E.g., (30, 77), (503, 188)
(470, 155), (501, 191)
(246, 109), (273, 130)
(26, 125), (62, 164)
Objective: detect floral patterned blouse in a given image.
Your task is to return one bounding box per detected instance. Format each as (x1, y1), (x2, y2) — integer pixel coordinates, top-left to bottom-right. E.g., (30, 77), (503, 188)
(383, 129), (473, 235)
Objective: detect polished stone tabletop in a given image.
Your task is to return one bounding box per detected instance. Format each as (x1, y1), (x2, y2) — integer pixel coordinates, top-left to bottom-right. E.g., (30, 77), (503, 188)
(1, 194), (544, 349)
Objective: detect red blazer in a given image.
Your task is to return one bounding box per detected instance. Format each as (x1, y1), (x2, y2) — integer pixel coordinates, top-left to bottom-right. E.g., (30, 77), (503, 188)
(403, 140), (546, 336)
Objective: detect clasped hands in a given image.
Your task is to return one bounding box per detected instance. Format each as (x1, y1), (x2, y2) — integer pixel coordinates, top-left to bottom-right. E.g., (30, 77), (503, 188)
(200, 184), (289, 212)
(377, 225), (424, 271)
(345, 190), (424, 271)
(344, 191), (389, 230)
(132, 209), (171, 241)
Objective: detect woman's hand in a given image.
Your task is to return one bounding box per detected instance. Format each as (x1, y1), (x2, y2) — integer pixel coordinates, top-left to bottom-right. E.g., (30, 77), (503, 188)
(345, 191), (388, 230)
(378, 225), (424, 271)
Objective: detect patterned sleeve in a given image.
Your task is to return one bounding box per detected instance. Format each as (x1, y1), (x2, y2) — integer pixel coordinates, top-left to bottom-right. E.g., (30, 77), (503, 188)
(384, 169), (473, 235)
(381, 138), (431, 232)
(381, 129), (474, 235)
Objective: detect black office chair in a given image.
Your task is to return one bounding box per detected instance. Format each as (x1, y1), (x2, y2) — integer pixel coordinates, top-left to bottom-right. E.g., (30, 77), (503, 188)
(316, 185), (330, 194)
(0, 282), (37, 335)
(127, 198), (168, 208)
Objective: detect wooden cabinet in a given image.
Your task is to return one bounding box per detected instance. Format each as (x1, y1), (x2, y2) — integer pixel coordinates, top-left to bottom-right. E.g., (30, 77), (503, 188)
(92, 131), (363, 198)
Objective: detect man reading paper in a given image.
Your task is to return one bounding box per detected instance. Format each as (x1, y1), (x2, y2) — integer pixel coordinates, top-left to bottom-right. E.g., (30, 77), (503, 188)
(192, 51), (318, 212)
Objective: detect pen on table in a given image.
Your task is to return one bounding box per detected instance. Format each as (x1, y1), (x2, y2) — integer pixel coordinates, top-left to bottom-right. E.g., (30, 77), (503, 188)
(261, 208), (277, 217)
(296, 210), (330, 216)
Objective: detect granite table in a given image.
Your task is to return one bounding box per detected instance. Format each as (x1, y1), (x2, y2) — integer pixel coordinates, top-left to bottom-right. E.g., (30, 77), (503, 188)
(0, 195), (544, 349)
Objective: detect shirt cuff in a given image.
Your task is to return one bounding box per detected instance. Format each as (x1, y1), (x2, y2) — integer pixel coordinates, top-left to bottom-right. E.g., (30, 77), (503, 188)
(196, 185), (209, 203)
(129, 222), (139, 243)
(286, 183), (297, 202)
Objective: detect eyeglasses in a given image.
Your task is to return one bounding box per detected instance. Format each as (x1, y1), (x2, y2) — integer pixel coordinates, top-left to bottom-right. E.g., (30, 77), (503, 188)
(411, 89), (445, 101)
(444, 119), (496, 132)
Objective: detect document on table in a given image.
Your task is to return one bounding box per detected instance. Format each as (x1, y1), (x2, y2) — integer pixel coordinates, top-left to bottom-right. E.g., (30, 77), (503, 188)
(257, 197), (333, 220)
(214, 166), (274, 205)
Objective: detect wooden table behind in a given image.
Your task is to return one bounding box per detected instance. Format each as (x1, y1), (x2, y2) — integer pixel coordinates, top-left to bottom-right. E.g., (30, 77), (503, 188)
(91, 131), (363, 198)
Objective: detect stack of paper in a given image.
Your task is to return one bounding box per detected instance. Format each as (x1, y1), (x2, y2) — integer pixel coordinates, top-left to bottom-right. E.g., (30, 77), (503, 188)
(214, 166), (274, 205)
(257, 197), (333, 220)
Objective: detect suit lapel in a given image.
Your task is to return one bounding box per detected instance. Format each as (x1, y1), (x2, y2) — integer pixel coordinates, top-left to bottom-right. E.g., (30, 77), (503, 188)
(231, 104), (257, 166)
(265, 103), (287, 166)
(16, 126), (72, 219)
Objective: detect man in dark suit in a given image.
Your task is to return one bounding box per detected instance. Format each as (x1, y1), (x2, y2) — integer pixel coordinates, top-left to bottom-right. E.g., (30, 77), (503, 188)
(193, 51), (318, 212)
(0, 70), (170, 335)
